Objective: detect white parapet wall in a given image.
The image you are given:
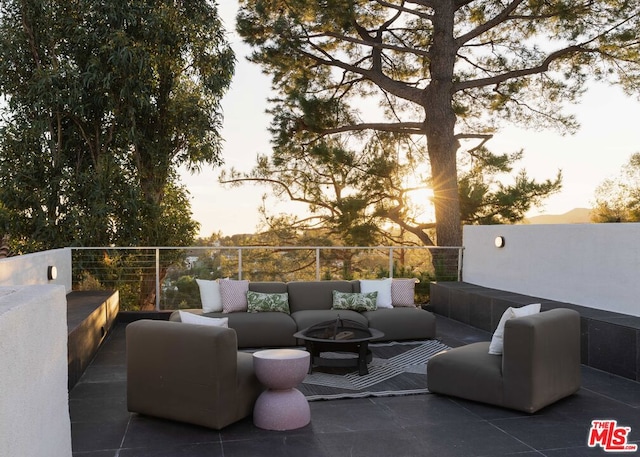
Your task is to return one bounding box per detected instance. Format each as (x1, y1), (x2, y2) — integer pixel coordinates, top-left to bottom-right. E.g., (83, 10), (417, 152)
(463, 223), (640, 317)
(0, 248), (72, 292)
(0, 285), (72, 457)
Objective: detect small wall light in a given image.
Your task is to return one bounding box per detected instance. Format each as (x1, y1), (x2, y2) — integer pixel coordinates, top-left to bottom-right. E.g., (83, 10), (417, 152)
(47, 265), (58, 280)
(494, 236), (505, 248)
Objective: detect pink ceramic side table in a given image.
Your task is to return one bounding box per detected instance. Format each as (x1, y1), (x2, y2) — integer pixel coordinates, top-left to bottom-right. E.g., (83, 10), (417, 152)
(252, 349), (311, 430)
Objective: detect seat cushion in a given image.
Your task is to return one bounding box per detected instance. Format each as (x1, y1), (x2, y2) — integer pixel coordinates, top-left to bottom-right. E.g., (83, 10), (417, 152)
(362, 308), (436, 340)
(173, 310), (297, 348)
(427, 342), (504, 406)
(291, 309), (368, 332)
(225, 312), (297, 348)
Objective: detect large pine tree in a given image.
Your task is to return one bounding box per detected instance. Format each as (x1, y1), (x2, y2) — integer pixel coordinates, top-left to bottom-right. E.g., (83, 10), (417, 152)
(236, 0), (640, 246)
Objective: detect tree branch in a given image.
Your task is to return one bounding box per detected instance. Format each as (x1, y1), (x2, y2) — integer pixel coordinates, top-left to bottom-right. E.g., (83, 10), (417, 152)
(309, 121), (425, 135)
(316, 31), (430, 58)
(454, 133), (493, 141)
(454, 45), (586, 91)
(295, 47), (424, 103)
(220, 176), (337, 213)
(383, 206), (436, 246)
(455, 0), (527, 47)
(374, 0), (434, 21)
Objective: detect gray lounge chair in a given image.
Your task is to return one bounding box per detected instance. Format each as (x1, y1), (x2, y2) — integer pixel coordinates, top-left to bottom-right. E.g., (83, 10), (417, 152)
(427, 308), (581, 413)
(126, 319), (264, 429)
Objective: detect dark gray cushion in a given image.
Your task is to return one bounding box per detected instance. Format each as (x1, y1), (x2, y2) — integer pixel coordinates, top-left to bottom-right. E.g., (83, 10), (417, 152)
(427, 342), (504, 405)
(221, 311), (297, 347)
(363, 307), (436, 340)
(170, 309), (297, 348)
(502, 308), (581, 412)
(249, 281), (288, 294)
(291, 309), (368, 332)
(287, 280), (354, 313)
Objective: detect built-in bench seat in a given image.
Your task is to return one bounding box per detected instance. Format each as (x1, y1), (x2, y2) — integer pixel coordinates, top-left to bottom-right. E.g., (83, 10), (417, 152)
(429, 281), (640, 382)
(67, 290), (119, 389)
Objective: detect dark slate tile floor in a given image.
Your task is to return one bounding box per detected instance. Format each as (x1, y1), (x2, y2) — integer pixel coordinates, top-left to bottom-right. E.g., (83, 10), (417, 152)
(70, 315), (640, 457)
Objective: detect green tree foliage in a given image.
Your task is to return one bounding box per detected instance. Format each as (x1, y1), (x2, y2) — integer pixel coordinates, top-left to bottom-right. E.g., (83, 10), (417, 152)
(235, 0), (640, 246)
(591, 153), (640, 222)
(0, 0), (234, 252)
(184, 231), (438, 292)
(223, 134), (399, 246)
(459, 148), (562, 225)
(223, 133), (562, 246)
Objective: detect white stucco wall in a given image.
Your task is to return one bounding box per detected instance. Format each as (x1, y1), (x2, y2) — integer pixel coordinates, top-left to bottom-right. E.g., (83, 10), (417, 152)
(0, 248), (72, 292)
(463, 223), (640, 317)
(0, 285), (72, 457)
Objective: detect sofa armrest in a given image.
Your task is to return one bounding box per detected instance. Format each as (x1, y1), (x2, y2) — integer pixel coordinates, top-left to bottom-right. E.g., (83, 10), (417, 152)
(502, 308), (581, 413)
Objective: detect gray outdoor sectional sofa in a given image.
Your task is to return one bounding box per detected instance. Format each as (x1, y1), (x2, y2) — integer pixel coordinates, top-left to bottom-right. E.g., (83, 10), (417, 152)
(170, 279), (436, 347)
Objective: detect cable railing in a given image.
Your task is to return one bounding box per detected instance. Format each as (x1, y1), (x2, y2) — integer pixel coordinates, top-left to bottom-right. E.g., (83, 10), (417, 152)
(71, 245), (463, 311)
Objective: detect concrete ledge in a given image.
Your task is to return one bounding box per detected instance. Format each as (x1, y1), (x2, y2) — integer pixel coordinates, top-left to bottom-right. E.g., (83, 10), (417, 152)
(117, 310), (172, 323)
(67, 290), (119, 389)
(1, 285), (72, 457)
(430, 281), (640, 382)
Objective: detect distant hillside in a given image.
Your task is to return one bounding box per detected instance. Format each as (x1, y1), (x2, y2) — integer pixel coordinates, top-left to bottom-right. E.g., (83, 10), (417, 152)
(522, 208), (592, 224)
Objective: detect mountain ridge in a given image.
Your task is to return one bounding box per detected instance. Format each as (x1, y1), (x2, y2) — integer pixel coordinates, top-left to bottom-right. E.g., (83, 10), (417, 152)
(522, 208), (592, 224)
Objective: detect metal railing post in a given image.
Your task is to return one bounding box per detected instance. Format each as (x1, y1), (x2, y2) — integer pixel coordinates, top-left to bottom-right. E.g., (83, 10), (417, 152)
(155, 248), (160, 311)
(316, 248), (321, 281)
(238, 248), (243, 280)
(457, 247), (464, 281)
(388, 247), (394, 278)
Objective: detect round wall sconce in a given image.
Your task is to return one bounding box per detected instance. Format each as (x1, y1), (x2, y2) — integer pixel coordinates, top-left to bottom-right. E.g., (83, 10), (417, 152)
(47, 265), (58, 280)
(494, 236), (505, 248)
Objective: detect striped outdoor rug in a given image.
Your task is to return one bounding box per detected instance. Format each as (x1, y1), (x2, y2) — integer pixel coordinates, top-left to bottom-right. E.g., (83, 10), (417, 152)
(297, 339), (450, 401)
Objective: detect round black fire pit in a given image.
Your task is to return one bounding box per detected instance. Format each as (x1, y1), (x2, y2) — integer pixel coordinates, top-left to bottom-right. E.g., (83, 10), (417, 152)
(293, 317), (384, 376)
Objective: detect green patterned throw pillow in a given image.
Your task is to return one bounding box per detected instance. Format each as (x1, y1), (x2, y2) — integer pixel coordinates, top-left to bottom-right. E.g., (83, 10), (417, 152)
(246, 291), (290, 314)
(331, 290), (378, 312)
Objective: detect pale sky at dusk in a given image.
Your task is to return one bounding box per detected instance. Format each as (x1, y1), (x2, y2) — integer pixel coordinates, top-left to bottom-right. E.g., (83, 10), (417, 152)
(182, 2), (640, 238)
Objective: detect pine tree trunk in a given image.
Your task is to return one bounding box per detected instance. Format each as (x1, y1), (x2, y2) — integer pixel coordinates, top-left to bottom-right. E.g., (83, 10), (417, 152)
(424, 2), (462, 248)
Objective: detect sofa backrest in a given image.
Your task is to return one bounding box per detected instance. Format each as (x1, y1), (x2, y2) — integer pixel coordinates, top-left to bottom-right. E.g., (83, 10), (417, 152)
(287, 280), (355, 313)
(248, 282), (288, 294)
(502, 308), (581, 412)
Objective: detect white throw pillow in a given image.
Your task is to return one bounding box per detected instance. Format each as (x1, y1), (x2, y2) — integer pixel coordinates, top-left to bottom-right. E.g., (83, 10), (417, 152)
(488, 303), (541, 355)
(359, 278), (393, 308)
(195, 279), (223, 313)
(178, 310), (228, 328)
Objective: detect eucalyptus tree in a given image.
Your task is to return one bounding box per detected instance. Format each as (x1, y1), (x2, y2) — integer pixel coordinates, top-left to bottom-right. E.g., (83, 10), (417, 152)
(0, 0), (234, 252)
(236, 0), (640, 246)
